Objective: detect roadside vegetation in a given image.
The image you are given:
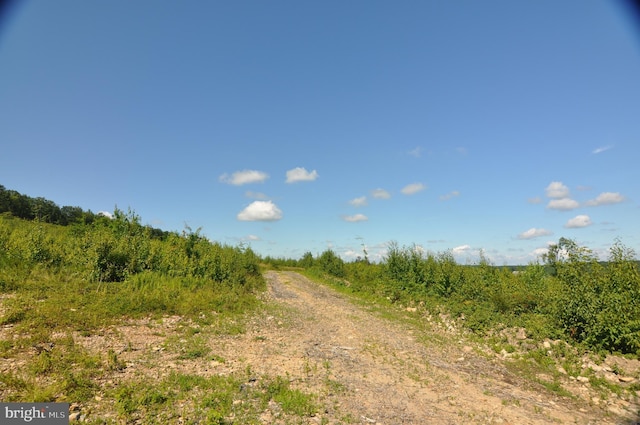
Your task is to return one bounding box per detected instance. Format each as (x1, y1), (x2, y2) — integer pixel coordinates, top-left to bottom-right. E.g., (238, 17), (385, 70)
(1, 186), (320, 422)
(2, 185), (640, 422)
(284, 240), (640, 357)
(265, 238), (640, 409)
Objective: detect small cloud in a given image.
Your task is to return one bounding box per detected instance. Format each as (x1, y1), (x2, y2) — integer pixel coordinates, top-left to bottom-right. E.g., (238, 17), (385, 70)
(577, 185), (592, 191)
(527, 197), (542, 204)
(545, 181), (570, 199)
(343, 249), (360, 259)
(371, 188), (391, 199)
(565, 215), (592, 228)
(401, 182), (426, 195)
(517, 228), (553, 240)
(452, 244), (471, 254)
(408, 147), (422, 158)
(349, 196), (368, 207)
(456, 147), (468, 155)
(244, 234), (261, 241)
(285, 167), (319, 183)
(98, 211), (113, 219)
(592, 145), (613, 154)
(585, 192), (625, 206)
(547, 198), (579, 211)
(439, 190), (460, 201)
(245, 191), (269, 200)
(220, 169), (269, 185)
(237, 201), (283, 221)
(532, 247), (549, 258)
(342, 214), (368, 222)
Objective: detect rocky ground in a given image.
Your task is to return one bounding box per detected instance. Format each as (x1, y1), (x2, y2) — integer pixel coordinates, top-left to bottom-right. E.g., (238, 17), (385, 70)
(4, 270), (640, 424)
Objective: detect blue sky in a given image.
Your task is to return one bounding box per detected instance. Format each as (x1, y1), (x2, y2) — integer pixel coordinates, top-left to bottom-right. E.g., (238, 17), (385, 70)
(1, 1), (639, 264)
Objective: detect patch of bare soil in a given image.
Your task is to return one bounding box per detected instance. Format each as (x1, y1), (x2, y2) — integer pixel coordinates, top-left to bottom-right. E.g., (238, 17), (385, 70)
(220, 271), (634, 425)
(12, 272), (639, 424)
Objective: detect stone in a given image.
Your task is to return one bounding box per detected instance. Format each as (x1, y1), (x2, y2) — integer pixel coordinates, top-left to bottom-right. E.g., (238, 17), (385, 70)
(515, 328), (527, 340)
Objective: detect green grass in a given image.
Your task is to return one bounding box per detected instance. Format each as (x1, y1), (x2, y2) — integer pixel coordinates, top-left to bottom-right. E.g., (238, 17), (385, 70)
(107, 372), (318, 424)
(0, 214), (266, 409)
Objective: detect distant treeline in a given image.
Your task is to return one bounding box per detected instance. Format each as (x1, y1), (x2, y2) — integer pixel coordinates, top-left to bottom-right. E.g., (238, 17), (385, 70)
(0, 184), (170, 239)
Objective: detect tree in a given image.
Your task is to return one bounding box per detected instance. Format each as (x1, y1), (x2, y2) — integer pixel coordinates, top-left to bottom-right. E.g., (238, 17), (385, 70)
(299, 251), (314, 268)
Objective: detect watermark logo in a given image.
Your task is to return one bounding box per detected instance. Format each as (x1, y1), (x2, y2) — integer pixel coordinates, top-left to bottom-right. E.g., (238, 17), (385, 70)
(0, 403), (68, 424)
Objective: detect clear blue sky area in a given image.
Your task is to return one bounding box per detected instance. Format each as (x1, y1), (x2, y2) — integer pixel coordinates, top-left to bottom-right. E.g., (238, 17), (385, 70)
(1, 1), (639, 264)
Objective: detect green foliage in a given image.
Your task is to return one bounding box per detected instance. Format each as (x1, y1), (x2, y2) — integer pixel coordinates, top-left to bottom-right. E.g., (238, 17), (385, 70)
(331, 237), (640, 356)
(550, 239), (640, 354)
(263, 376), (317, 416)
(315, 249), (345, 278)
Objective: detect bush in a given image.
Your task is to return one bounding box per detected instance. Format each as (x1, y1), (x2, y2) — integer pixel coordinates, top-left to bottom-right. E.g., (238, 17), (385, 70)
(316, 249), (345, 278)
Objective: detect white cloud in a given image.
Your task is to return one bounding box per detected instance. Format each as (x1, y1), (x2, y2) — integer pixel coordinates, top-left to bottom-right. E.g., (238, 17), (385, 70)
(532, 247), (549, 258)
(371, 188), (391, 199)
(545, 181), (570, 199)
(245, 191), (269, 200)
(527, 197), (542, 204)
(245, 234), (261, 241)
(585, 192), (625, 206)
(439, 190), (460, 201)
(565, 215), (592, 228)
(343, 249), (360, 259)
(452, 244), (471, 254)
(592, 145), (613, 154)
(517, 228), (553, 240)
(220, 169), (269, 185)
(237, 201), (283, 221)
(401, 182), (426, 195)
(98, 211), (113, 219)
(547, 198), (579, 211)
(285, 167), (319, 183)
(349, 196), (368, 207)
(343, 214), (368, 222)
(408, 147), (422, 158)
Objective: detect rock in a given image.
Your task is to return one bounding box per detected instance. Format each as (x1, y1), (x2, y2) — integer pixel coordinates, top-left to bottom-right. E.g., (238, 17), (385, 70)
(69, 412), (81, 422)
(515, 328), (527, 340)
(577, 376), (589, 383)
(619, 376), (635, 383)
(557, 366), (567, 375)
(588, 363), (603, 373)
(406, 307), (417, 312)
(542, 340), (552, 349)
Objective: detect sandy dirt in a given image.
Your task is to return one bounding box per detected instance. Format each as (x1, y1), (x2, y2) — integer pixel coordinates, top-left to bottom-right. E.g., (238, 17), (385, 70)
(211, 271), (635, 424)
(8, 271), (639, 424)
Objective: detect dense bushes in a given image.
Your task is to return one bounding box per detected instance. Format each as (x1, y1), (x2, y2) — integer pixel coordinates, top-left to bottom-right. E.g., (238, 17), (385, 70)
(0, 209), (262, 289)
(302, 240), (640, 356)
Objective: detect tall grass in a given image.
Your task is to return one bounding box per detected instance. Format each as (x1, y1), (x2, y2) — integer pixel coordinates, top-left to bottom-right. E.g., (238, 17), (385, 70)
(0, 211), (265, 403)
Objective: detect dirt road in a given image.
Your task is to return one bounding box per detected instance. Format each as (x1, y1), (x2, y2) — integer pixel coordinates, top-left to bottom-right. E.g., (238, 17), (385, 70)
(216, 271), (627, 424)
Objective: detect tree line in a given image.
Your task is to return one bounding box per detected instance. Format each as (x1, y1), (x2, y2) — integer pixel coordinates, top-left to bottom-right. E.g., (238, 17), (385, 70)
(0, 184), (170, 239)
